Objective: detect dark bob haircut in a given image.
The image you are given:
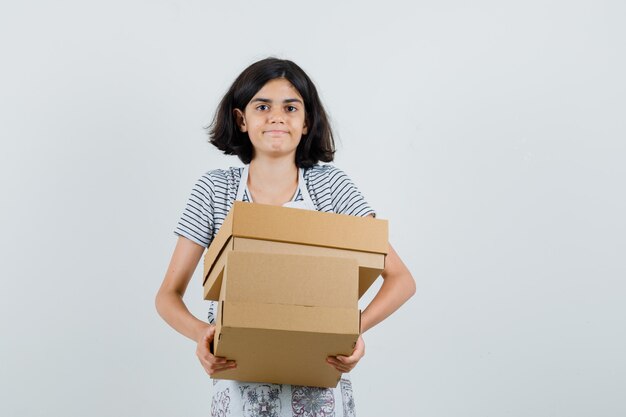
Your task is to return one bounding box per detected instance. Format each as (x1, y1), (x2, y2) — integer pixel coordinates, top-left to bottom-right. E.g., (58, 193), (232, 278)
(207, 57), (335, 168)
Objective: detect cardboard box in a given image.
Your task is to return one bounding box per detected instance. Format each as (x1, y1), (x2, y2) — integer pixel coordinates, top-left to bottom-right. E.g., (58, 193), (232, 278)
(202, 202), (389, 387)
(203, 201), (388, 300)
(213, 251), (360, 387)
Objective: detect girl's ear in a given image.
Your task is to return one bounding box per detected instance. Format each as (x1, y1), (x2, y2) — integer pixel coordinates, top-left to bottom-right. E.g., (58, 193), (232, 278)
(233, 109), (247, 132)
(302, 119), (308, 135)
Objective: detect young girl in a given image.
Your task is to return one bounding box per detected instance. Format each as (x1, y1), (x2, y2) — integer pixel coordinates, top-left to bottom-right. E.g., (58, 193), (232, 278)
(156, 57), (416, 417)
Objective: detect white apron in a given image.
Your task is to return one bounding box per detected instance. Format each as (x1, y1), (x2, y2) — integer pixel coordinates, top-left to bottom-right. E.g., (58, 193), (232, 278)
(208, 165), (357, 417)
(235, 164), (317, 210)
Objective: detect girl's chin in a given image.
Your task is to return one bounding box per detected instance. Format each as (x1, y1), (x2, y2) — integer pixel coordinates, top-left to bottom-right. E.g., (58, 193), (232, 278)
(270, 144), (291, 151)
(250, 138), (301, 157)
(255, 147), (297, 158)
(263, 141), (299, 152)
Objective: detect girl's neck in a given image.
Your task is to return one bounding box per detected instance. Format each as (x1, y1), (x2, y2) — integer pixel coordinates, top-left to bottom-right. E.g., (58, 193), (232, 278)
(247, 155), (298, 205)
(249, 155), (297, 181)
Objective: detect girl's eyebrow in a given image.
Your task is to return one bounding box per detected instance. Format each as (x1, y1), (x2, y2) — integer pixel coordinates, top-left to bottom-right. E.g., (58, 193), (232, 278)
(250, 98), (303, 104)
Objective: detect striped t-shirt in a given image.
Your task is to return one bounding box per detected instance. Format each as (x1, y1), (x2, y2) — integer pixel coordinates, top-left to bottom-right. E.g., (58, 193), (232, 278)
(174, 164), (376, 248)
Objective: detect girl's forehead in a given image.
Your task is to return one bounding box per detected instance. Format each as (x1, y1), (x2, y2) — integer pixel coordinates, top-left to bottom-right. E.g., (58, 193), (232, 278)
(253, 78), (303, 99)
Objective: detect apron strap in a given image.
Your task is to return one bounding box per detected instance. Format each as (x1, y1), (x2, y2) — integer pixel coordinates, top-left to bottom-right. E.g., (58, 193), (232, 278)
(235, 165), (249, 201)
(298, 167), (317, 210)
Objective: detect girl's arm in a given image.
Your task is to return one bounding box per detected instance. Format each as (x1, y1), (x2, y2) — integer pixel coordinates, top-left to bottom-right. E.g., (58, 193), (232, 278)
(155, 236), (236, 375)
(327, 240), (415, 373)
(155, 237), (206, 341)
(360, 243), (416, 333)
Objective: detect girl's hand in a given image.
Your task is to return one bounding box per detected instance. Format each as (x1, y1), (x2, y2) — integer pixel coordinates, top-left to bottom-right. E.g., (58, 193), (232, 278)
(196, 325), (236, 376)
(326, 335), (365, 373)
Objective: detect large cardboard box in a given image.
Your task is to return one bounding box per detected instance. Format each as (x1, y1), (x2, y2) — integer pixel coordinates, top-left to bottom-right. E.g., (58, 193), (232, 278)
(202, 202), (388, 387)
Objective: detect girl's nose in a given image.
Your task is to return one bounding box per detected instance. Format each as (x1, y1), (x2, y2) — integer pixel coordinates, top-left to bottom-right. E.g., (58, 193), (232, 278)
(268, 109), (285, 123)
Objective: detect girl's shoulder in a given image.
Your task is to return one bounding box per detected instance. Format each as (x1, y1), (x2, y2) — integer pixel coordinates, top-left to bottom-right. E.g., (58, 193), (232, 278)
(304, 163), (344, 178)
(304, 163), (354, 185)
(202, 166), (243, 178)
(196, 166), (243, 185)
(305, 164), (375, 217)
(187, 167), (243, 202)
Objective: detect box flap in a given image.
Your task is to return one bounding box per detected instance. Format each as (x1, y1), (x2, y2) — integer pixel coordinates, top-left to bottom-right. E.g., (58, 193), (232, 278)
(203, 237), (234, 301)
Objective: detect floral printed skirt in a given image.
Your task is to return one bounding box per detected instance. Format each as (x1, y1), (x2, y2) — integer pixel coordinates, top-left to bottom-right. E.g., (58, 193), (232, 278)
(210, 377), (356, 417)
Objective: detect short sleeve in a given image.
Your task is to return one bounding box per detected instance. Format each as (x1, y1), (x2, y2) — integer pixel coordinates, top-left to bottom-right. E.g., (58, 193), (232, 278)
(327, 166), (376, 217)
(173, 172), (215, 247)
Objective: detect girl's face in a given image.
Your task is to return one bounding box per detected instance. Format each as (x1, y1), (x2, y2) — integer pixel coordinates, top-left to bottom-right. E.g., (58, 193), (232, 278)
(234, 78), (308, 161)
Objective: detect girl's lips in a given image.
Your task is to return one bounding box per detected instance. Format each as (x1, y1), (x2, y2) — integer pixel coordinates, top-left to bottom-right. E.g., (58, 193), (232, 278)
(265, 130), (288, 134)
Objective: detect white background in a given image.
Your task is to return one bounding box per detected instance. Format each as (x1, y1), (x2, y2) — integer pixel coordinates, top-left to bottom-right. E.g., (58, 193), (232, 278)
(1, 1), (625, 416)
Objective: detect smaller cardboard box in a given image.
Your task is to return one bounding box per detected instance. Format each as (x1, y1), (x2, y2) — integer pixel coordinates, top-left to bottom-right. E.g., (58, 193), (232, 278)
(213, 251), (360, 388)
(203, 202), (388, 301)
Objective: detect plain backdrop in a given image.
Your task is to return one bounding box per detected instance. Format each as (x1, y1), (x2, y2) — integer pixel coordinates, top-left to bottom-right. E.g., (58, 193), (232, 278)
(1, 1), (624, 416)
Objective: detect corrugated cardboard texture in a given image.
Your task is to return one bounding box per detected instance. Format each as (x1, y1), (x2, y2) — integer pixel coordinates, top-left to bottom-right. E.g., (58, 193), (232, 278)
(204, 201), (388, 288)
(204, 237), (385, 301)
(212, 251), (361, 388)
(214, 327), (356, 388)
(223, 251), (358, 308)
(220, 301), (359, 334)
(232, 201), (388, 252)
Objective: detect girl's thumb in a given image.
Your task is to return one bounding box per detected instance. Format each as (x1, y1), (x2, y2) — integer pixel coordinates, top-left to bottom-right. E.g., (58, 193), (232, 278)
(204, 326), (215, 340)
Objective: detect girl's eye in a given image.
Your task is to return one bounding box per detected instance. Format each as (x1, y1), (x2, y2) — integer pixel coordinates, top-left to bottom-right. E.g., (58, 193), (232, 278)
(256, 104), (269, 111)
(286, 105), (297, 112)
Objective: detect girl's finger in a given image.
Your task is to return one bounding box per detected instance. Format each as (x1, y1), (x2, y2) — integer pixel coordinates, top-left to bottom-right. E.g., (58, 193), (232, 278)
(203, 329), (215, 342)
(216, 361), (237, 370)
(205, 355), (228, 365)
(201, 361), (235, 375)
(336, 355), (357, 365)
(209, 361), (237, 373)
(329, 363), (351, 373)
(327, 358), (351, 371)
(205, 357), (234, 367)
